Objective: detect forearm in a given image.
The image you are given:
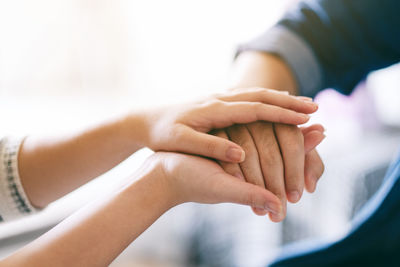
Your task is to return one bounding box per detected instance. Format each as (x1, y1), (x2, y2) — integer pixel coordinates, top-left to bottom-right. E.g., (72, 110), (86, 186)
(18, 112), (149, 208)
(229, 51), (298, 94)
(2, 164), (171, 267)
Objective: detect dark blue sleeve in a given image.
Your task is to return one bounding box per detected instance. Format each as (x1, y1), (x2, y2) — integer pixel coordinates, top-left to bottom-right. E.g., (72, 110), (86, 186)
(279, 0), (400, 95)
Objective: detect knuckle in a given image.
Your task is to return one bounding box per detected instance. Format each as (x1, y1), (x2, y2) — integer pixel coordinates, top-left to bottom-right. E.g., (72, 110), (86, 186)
(210, 99), (224, 108)
(280, 131), (304, 153)
(238, 139), (256, 155)
(251, 102), (264, 119)
(262, 151), (283, 167)
(205, 140), (217, 155)
(286, 141), (303, 155)
(249, 121), (269, 132)
(253, 102), (263, 111)
(172, 126), (186, 141)
(198, 99), (223, 112)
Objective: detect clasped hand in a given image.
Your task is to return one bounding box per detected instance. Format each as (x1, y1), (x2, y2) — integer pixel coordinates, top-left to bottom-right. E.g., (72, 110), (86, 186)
(134, 88), (324, 221)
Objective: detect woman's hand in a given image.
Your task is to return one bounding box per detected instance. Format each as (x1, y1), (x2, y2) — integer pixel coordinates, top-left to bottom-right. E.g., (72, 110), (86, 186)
(146, 152), (283, 216)
(136, 88), (318, 164)
(1, 151), (284, 267)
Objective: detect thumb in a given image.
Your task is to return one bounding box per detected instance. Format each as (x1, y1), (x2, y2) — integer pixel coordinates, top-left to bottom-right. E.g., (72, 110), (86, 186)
(175, 127), (245, 163)
(211, 173), (283, 216)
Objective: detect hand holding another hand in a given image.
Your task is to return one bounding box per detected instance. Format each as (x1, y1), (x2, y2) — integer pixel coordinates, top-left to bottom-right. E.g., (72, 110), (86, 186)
(137, 88), (318, 163)
(214, 120), (325, 222)
(140, 152), (283, 216)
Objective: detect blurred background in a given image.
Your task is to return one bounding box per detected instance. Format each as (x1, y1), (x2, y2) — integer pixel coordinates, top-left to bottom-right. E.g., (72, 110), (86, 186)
(0, 0), (399, 266)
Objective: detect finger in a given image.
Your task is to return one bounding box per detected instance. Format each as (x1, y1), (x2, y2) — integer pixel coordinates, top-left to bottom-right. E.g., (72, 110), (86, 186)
(174, 126), (246, 163)
(274, 123), (305, 203)
(213, 130), (246, 180)
(247, 122), (287, 222)
(304, 149), (325, 193)
(226, 125), (271, 216)
(213, 130), (268, 216)
(210, 172), (282, 216)
(196, 100), (310, 131)
(216, 88), (318, 114)
(303, 130), (326, 154)
(300, 124), (325, 135)
(226, 125), (265, 188)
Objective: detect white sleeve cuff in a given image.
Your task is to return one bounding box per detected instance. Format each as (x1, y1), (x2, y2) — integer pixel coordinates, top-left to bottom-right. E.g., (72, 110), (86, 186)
(0, 137), (41, 222)
(237, 25), (323, 97)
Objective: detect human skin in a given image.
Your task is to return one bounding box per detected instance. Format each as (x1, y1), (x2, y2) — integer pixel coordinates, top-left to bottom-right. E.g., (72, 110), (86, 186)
(215, 51), (325, 222)
(1, 89), (321, 266)
(18, 88), (318, 208)
(1, 152), (285, 267)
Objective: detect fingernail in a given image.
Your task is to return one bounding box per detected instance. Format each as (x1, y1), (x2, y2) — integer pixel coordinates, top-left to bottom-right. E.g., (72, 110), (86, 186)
(265, 202), (281, 215)
(301, 114), (310, 120)
(288, 191), (300, 203)
(226, 147), (245, 162)
(306, 101), (318, 108)
(296, 96), (313, 102)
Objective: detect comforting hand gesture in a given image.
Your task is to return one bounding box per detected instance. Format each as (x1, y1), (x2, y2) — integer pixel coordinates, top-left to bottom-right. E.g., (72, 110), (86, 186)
(138, 88), (318, 163)
(214, 101), (325, 222)
(143, 152), (283, 215)
(3, 87), (324, 267)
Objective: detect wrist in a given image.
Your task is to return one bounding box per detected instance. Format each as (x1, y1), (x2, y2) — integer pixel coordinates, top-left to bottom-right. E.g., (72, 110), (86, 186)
(229, 51), (298, 95)
(121, 111), (151, 149)
(125, 154), (178, 211)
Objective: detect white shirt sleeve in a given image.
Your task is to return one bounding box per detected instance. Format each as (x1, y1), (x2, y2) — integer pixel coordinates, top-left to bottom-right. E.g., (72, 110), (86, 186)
(0, 137), (41, 222)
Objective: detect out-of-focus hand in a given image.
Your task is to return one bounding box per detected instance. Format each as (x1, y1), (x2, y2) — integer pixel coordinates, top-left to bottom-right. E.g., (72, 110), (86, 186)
(213, 122), (325, 222)
(137, 88), (318, 163)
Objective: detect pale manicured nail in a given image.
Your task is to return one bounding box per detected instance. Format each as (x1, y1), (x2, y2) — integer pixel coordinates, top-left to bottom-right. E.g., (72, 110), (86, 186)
(288, 191), (300, 203)
(297, 96), (313, 102)
(226, 147), (245, 162)
(265, 202), (281, 215)
(301, 114), (310, 120)
(306, 101), (318, 107)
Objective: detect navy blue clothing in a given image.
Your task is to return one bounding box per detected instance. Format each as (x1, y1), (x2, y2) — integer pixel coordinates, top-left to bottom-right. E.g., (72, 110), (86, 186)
(270, 149), (400, 266)
(258, 0), (400, 266)
(239, 1), (400, 265)
(279, 0), (400, 95)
